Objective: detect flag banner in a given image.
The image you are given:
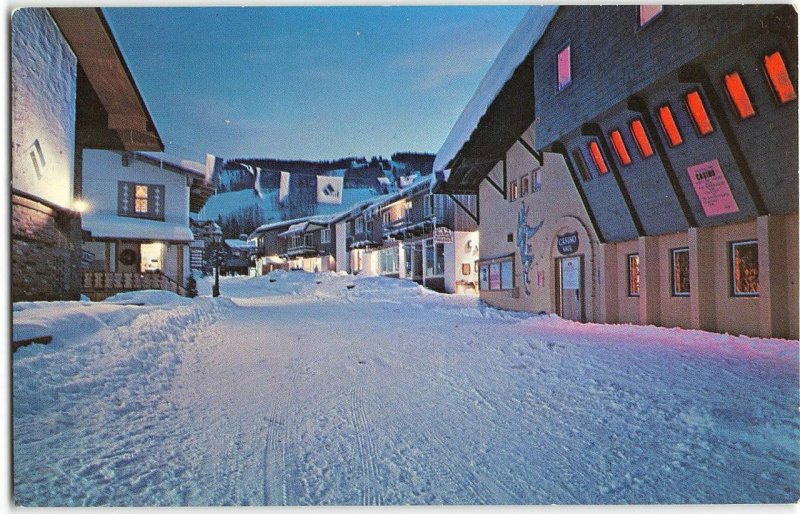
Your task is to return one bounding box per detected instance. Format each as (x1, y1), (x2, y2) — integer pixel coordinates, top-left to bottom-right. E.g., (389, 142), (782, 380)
(316, 175), (344, 204)
(279, 171), (290, 204)
(241, 164), (264, 198)
(399, 174), (418, 188)
(205, 154), (223, 184)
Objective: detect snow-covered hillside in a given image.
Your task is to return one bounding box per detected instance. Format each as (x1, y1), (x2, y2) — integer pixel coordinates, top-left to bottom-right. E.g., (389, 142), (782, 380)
(12, 272), (799, 505)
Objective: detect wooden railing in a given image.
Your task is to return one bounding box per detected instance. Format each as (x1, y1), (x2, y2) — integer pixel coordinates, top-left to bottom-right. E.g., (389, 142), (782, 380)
(82, 271), (188, 297)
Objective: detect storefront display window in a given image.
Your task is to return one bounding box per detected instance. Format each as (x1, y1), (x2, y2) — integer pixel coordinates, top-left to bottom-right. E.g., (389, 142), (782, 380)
(731, 241), (759, 296)
(672, 248), (690, 296)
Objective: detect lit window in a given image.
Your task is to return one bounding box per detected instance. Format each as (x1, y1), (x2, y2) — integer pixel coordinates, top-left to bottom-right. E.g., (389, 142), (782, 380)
(509, 180), (518, 201)
(724, 71), (756, 120)
(672, 248), (690, 296)
(763, 51), (796, 104)
(609, 129), (632, 166)
(657, 104), (683, 147)
(638, 5), (662, 27)
(629, 119), (654, 158)
(532, 169), (542, 192)
(520, 176), (529, 196)
(731, 241), (759, 296)
(135, 184), (149, 213)
(588, 140), (609, 175)
(572, 149), (591, 181)
(557, 45), (571, 91)
(684, 90), (714, 136)
(628, 254), (640, 297)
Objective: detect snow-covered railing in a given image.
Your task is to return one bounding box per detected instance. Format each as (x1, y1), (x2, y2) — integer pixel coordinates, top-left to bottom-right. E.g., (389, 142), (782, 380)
(82, 271), (188, 298)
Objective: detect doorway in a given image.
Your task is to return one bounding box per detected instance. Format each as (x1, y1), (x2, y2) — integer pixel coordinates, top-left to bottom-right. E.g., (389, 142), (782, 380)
(556, 255), (584, 322)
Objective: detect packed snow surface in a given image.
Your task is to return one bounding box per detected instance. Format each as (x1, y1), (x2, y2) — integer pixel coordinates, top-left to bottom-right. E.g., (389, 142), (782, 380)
(13, 271), (799, 505)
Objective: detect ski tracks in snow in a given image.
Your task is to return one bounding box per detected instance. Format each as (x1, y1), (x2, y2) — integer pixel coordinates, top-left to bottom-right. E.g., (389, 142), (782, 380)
(349, 387), (383, 506)
(262, 389), (291, 505)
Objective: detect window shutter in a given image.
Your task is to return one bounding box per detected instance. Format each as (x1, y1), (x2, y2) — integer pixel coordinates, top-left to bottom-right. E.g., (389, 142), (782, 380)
(118, 181), (133, 215)
(149, 184), (165, 219)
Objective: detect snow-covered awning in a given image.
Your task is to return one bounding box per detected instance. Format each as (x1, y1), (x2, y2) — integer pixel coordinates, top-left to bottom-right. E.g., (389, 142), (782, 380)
(82, 214), (194, 242)
(432, 6), (558, 190)
(279, 222), (309, 238)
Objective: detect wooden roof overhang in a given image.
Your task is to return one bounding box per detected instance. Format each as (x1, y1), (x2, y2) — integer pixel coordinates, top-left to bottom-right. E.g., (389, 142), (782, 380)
(49, 8), (163, 152)
(434, 55), (535, 195)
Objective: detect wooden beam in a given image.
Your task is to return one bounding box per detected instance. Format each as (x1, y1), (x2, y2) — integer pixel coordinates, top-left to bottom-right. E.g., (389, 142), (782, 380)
(447, 193), (479, 224)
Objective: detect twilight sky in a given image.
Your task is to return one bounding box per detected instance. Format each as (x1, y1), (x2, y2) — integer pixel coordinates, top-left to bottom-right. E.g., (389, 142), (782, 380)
(103, 6), (528, 163)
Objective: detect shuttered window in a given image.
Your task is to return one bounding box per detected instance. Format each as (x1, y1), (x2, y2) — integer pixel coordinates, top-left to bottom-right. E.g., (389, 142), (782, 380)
(118, 181), (165, 221)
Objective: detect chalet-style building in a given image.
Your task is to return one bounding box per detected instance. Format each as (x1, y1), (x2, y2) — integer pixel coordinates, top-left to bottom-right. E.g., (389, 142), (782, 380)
(80, 151), (213, 299)
(11, 8), (162, 301)
(435, 5), (798, 338)
(249, 219), (301, 274)
(222, 237), (257, 276)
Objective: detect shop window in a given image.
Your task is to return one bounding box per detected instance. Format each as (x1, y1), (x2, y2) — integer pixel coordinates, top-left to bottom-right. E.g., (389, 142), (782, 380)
(763, 51), (797, 105)
(424, 239), (446, 277)
(532, 169), (542, 192)
(588, 140), (609, 175)
(731, 241), (759, 296)
(628, 253), (640, 297)
(671, 248), (690, 296)
(435, 243), (445, 276)
(629, 118), (654, 158)
(684, 90), (714, 136)
(609, 129), (632, 166)
(321, 228), (331, 244)
(478, 256), (514, 291)
(509, 180), (518, 201)
(520, 176), (529, 197)
(657, 104), (683, 147)
(723, 71), (757, 120)
(557, 44), (571, 91)
(380, 246), (399, 274)
(571, 149), (592, 181)
(638, 5), (662, 27)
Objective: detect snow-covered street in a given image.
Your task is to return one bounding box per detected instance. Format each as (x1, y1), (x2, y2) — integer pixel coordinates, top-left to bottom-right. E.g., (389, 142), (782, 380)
(12, 271), (799, 506)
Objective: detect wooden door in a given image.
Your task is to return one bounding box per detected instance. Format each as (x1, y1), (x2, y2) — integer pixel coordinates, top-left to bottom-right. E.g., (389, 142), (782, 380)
(557, 256), (584, 322)
(117, 242), (140, 273)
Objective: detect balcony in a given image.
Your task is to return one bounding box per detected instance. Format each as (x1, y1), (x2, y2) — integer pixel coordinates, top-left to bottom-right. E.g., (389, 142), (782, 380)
(383, 215), (435, 240)
(82, 271), (187, 301)
(284, 244), (318, 258)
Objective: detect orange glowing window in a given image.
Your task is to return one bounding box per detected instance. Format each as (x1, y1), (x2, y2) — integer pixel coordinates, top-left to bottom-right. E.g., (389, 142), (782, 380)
(609, 130), (632, 166)
(657, 105), (683, 147)
(724, 71), (756, 120)
(763, 51), (797, 104)
(588, 140), (608, 175)
(629, 119), (654, 158)
(684, 90), (714, 136)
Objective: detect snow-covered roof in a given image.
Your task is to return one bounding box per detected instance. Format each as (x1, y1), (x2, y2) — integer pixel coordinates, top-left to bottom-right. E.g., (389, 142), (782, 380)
(136, 152), (206, 179)
(279, 222), (311, 238)
(432, 6), (558, 173)
(82, 214), (194, 242)
(225, 238), (257, 250)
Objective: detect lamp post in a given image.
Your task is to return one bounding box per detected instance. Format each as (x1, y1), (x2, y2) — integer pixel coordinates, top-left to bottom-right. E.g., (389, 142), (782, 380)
(212, 226), (223, 298)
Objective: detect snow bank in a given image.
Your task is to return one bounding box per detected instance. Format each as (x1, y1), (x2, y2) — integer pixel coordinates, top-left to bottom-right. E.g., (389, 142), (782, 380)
(103, 290), (192, 306)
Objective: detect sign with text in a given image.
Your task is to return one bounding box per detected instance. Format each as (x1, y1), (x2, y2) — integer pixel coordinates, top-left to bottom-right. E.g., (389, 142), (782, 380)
(433, 226), (453, 244)
(687, 159), (739, 217)
(557, 232), (579, 255)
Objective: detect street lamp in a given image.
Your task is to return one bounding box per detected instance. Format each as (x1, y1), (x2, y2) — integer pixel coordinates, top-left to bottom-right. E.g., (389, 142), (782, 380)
(212, 226), (223, 297)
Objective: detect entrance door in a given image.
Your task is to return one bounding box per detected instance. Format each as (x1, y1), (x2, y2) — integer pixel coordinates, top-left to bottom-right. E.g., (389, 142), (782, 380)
(413, 244), (423, 281)
(557, 256), (584, 322)
(117, 242), (140, 273)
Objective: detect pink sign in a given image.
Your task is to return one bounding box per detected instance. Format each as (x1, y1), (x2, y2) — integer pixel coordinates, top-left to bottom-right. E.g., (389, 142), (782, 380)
(489, 263), (501, 290)
(687, 159), (739, 217)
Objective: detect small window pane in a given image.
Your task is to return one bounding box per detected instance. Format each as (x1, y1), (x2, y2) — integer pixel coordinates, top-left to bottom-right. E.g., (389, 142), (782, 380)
(557, 45), (571, 91)
(732, 241), (759, 296)
(672, 248), (690, 296)
(532, 170), (542, 192)
(479, 265), (489, 290)
(135, 198), (148, 213)
(609, 129), (632, 166)
(501, 260), (513, 290)
(685, 90), (714, 136)
(629, 119), (655, 158)
(724, 71), (756, 120)
(628, 254), (640, 296)
(657, 105), (683, 146)
(639, 5), (662, 26)
(435, 243), (445, 276)
(764, 51), (797, 104)
(510, 180), (518, 201)
(588, 140), (609, 174)
(520, 176), (529, 196)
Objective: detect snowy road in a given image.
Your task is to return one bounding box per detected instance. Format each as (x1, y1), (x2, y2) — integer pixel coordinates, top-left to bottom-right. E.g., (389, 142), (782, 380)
(12, 271), (799, 505)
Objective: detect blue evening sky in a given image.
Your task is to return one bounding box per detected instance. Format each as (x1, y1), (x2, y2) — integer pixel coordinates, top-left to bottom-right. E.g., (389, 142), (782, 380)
(103, 6), (528, 163)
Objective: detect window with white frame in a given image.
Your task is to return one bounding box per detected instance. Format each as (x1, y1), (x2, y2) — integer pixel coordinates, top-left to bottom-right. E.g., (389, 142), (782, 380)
(424, 239), (446, 277)
(382, 210), (391, 226)
(477, 256), (514, 291)
(380, 246), (400, 274)
(321, 228), (331, 244)
(731, 241), (758, 296)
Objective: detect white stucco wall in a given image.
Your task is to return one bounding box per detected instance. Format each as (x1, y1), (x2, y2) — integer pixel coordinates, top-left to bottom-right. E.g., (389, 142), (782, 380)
(82, 150), (191, 228)
(11, 8), (77, 209)
(335, 222), (348, 273)
(446, 231), (479, 293)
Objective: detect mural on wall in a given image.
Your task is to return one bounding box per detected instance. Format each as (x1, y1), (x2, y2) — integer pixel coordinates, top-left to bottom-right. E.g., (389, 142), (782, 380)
(516, 201), (544, 296)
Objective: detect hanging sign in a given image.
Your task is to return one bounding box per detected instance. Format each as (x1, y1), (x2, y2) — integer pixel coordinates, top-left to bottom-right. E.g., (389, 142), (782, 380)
(433, 226), (453, 243)
(557, 232), (579, 255)
(687, 159), (739, 217)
